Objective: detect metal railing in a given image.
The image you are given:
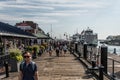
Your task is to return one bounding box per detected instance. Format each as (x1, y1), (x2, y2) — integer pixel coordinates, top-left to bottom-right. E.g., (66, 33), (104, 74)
(74, 43), (120, 80)
(0, 54), (10, 77)
(107, 57), (120, 79)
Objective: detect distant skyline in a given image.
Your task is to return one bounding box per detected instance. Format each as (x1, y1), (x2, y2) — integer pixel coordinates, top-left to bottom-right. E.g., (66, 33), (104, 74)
(0, 0), (120, 39)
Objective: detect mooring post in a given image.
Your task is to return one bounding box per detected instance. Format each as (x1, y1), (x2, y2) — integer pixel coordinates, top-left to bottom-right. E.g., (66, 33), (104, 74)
(83, 43), (87, 60)
(4, 60), (9, 77)
(101, 45), (108, 74)
(99, 66), (104, 80)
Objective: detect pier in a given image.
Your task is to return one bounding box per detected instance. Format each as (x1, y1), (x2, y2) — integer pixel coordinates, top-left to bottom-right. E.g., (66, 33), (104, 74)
(1, 50), (95, 80)
(0, 22), (120, 80)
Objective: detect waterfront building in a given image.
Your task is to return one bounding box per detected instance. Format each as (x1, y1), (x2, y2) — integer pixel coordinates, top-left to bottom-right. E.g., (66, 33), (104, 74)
(0, 22), (36, 55)
(15, 21), (50, 44)
(106, 35), (120, 45)
(15, 21), (44, 34)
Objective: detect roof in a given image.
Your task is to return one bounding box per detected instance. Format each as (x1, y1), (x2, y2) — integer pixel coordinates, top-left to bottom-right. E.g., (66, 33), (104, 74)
(0, 22), (36, 38)
(34, 32), (50, 39)
(18, 23), (30, 26)
(16, 21), (45, 34)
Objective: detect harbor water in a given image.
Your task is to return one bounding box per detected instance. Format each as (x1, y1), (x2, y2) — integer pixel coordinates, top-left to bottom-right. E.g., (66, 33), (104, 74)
(98, 42), (120, 55)
(107, 45), (120, 55)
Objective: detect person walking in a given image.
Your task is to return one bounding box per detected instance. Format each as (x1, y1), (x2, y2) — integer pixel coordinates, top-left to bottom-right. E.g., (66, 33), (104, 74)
(19, 52), (39, 80)
(63, 44), (67, 56)
(48, 45), (52, 56)
(56, 46), (59, 57)
(59, 44), (63, 56)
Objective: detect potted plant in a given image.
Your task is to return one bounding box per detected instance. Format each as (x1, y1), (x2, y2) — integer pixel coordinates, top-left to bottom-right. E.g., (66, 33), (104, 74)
(32, 45), (39, 59)
(9, 48), (23, 72)
(25, 46), (33, 53)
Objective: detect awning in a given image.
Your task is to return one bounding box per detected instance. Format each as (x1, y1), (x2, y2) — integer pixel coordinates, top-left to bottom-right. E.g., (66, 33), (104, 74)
(0, 22), (36, 38)
(0, 32), (36, 38)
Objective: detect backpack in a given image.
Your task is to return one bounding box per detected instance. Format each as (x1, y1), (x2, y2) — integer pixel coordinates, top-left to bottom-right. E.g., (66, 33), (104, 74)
(20, 61), (35, 71)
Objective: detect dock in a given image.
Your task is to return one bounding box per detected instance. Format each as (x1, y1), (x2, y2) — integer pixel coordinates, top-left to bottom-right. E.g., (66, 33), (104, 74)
(1, 51), (95, 80)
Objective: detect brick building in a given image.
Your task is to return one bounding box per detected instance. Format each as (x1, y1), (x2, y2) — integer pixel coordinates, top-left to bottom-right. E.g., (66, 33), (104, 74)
(15, 21), (50, 44)
(15, 21), (44, 34)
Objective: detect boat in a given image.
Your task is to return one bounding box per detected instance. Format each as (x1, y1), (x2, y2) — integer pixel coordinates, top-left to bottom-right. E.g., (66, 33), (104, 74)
(72, 27), (98, 46)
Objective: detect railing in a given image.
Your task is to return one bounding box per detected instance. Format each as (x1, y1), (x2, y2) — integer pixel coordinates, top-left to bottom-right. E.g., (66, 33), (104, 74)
(0, 54), (10, 65)
(73, 43), (120, 80)
(107, 57), (120, 80)
(0, 54), (10, 77)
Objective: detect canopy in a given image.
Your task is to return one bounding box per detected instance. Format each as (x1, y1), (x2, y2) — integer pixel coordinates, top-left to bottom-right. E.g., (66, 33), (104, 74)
(0, 22), (36, 38)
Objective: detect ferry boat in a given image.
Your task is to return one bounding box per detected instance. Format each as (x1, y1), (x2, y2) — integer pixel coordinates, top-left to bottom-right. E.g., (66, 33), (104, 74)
(72, 27), (98, 46)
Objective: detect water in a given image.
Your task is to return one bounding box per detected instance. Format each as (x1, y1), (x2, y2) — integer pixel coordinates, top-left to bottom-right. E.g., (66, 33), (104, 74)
(98, 42), (120, 55)
(107, 45), (120, 55)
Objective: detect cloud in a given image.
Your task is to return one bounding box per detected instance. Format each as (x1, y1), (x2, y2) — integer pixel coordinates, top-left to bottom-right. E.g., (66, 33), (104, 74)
(58, 3), (106, 8)
(26, 0), (109, 9)
(0, 0), (113, 25)
(0, 0), (16, 2)
(0, 0), (110, 25)
(31, 0), (78, 4)
(0, 2), (54, 10)
(16, 9), (88, 17)
(0, 0), (109, 10)
(40, 10), (88, 16)
(10, 5), (54, 10)
(0, 14), (58, 25)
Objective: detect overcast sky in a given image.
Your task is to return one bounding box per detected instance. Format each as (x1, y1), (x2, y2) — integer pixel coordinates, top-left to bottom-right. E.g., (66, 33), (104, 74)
(0, 0), (120, 39)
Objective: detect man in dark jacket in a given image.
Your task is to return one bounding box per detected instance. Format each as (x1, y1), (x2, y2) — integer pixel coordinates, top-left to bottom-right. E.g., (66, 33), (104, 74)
(19, 52), (39, 80)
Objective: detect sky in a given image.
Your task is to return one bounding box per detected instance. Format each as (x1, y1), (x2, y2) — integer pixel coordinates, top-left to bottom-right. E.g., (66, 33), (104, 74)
(0, 0), (120, 39)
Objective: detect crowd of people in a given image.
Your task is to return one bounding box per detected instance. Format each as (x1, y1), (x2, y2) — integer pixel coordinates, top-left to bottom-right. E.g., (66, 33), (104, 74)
(47, 41), (70, 57)
(19, 40), (74, 80)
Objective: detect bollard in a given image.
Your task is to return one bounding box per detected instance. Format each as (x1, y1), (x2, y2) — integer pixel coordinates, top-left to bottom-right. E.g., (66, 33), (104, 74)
(113, 48), (116, 54)
(75, 42), (78, 53)
(91, 60), (96, 68)
(101, 45), (108, 74)
(4, 61), (9, 77)
(99, 66), (104, 80)
(83, 43), (87, 60)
